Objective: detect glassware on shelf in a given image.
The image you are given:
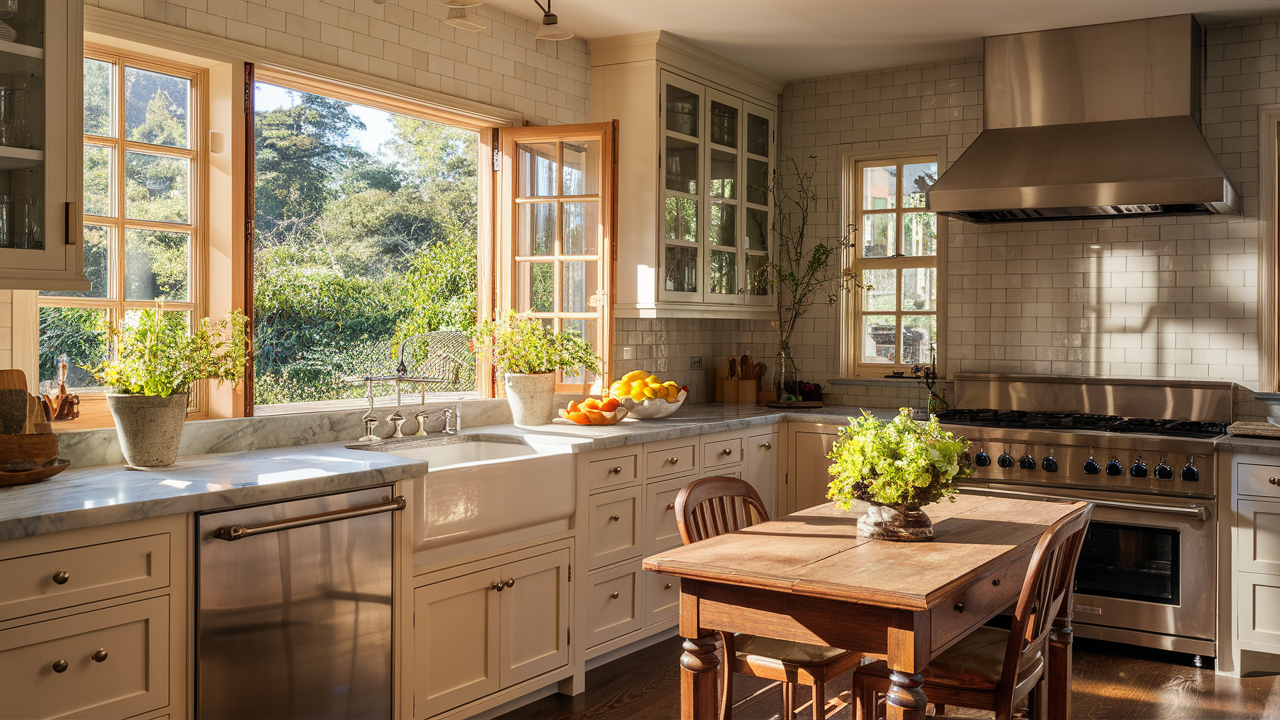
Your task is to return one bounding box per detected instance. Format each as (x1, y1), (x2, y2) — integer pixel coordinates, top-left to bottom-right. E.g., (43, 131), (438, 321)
(0, 1), (17, 43)
(12, 195), (42, 250)
(0, 82), (29, 148)
(0, 194), (9, 248)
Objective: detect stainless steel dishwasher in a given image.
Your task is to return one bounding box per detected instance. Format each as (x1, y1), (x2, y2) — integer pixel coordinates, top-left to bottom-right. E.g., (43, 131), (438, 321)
(196, 486), (405, 719)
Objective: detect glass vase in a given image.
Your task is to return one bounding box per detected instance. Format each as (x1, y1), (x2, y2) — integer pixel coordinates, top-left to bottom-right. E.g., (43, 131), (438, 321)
(774, 345), (800, 401)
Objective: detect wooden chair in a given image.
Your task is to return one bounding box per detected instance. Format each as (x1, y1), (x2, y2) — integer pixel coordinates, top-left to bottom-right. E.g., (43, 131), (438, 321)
(673, 476), (868, 720)
(853, 502), (1094, 720)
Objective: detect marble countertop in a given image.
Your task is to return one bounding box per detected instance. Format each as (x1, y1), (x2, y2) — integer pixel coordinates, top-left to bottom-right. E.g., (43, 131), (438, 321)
(1218, 434), (1280, 456)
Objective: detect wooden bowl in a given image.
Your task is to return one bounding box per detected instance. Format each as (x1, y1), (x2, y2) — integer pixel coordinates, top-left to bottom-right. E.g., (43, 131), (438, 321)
(0, 432), (59, 472)
(0, 459), (70, 487)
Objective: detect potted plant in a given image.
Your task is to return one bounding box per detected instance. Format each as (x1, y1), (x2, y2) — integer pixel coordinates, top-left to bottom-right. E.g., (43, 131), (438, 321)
(826, 408), (974, 541)
(474, 311), (600, 426)
(89, 305), (247, 468)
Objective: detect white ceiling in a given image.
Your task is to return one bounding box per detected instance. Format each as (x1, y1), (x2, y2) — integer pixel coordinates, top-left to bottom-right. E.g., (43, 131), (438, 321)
(487, 1), (1280, 81)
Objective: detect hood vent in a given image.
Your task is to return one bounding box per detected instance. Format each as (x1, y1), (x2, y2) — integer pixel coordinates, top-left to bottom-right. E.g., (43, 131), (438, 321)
(928, 15), (1239, 224)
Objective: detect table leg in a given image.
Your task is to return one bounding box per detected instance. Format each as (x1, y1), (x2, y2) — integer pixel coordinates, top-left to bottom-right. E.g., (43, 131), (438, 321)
(1047, 612), (1073, 720)
(886, 615), (928, 720)
(680, 634), (720, 720)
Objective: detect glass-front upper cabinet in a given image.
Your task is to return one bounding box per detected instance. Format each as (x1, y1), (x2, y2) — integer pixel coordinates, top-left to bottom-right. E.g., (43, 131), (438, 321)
(661, 72), (702, 303)
(0, 0), (84, 291)
(743, 101), (774, 307)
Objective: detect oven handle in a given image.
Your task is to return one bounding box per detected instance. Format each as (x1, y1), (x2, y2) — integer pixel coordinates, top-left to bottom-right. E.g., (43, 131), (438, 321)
(962, 487), (1207, 521)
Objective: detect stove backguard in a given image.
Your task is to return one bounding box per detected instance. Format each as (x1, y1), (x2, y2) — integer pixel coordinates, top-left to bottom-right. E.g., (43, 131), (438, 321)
(952, 373), (1235, 424)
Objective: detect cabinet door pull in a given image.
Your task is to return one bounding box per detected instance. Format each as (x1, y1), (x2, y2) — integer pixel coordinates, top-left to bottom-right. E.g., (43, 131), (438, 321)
(667, 456), (680, 464)
(490, 580), (504, 592)
(953, 603), (965, 613)
(503, 578), (516, 588)
(992, 578), (1001, 587)
(664, 583), (672, 590)
(759, 442), (772, 450)
(1270, 477), (1278, 486)
(64, 202), (77, 245)
(720, 448), (733, 456)
(666, 502), (675, 510)
(610, 514), (620, 521)
(610, 591), (619, 599)
(92, 649), (108, 663)
(52, 659), (68, 673)
(609, 466), (623, 475)
(52, 571), (69, 585)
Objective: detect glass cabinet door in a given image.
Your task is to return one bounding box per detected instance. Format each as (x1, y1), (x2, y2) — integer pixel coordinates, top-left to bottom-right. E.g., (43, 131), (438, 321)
(743, 102), (774, 306)
(705, 89), (742, 305)
(659, 71), (702, 302)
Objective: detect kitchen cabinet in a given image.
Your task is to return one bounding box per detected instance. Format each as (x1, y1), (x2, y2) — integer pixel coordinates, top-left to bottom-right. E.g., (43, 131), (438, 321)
(590, 31), (782, 318)
(787, 424), (840, 513)
(1225, 453), (1280, 674)
(0, 0), (85, 291)
(745, 430), (779, 518)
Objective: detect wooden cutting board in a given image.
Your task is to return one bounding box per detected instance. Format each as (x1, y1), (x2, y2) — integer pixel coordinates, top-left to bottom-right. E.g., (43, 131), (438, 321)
(1227, 421), (1280, 439)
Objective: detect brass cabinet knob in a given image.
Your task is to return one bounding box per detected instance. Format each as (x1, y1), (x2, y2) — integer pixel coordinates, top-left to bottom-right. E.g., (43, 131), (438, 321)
(664, 583), (672, 590)
(1270, 477), (1278, 486)
(666, 503), (675, 511)
(954, 603), (965, 613)
(609, 466), (623, 474)
(760, 442), (772, 450)
(610, 514), (620, 521)
(721, 448), (733, 456)
(504, 578), (516, 588)
(610, 592), (619, 599)
(52, 659), (68, 673)
(92, 649), (108, 663)
(52, 571), (69, 585)
(491, 581), (504, 592)
(992, 578), (1001, 587)
(667, 456), (680, 464)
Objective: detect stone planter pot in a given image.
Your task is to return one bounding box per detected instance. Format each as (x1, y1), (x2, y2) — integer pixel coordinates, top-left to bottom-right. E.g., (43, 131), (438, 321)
(857, 502), (934, 542)
(504, 372), (556, 426)
(107, 392), (187, 468)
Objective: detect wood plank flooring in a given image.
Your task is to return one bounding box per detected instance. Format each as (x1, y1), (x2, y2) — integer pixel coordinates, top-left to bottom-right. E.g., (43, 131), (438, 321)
(500, 637), (1280, 720)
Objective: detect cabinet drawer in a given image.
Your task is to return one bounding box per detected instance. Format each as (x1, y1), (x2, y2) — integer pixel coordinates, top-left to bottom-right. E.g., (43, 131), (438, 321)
(0, 596), (169, 720)
(588, 454), (638, 491)
(588, 561), (642, 647)
(645, 443), (695, 479)
(702, 437), (743, 471)
(645, 475), (693, 555)
(1238, 463), (1280, 499)
(1238, 500), (1280, 574)
(0, 534), (170, 621)
(1238, 572), (1280, 645)
(589, 486), (641, 569)
(644, 570), (679, 626)
(929, 555), (1027, 653)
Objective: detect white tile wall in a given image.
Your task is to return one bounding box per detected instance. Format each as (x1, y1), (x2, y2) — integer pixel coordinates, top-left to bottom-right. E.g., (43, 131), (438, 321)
(0, 289), (12, 370)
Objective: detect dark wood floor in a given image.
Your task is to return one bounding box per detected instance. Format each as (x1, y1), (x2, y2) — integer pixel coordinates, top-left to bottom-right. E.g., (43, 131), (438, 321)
(500, 637), (1280, 720)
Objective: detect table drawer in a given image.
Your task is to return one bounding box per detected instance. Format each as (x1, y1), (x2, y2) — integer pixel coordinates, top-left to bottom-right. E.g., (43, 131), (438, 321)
(645, 475), (693, 555)
(646, 444), (695, 479)
(0, 534), (170, 621)
(0, 596), (169, 720)
(1238, 463), (1280, 499)
(588, 453), (638, 491)
(644, 570), (679, 626)
(929, 555), (1027, 653)
(702, 437), (743, 471)
(589, 561), (642, 647)
(589, 486), (641, 570)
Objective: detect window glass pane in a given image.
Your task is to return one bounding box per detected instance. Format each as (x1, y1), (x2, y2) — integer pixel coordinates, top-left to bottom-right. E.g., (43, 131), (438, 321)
(862, 315), (897, 364)
(746, 113), (769, 157)
(125, 228), (190, 301)
(863, 165), (896, 209)
(902, 315), (937, 366)
(560, 318), (598, 387)
(562, 201), (598, 255)
(709, 248), (737, 295)
(710, 149), (736, 199)
(665, 196), (696, 244)
(518, 202), (554, 256)
(902, 267), (936, 311)
(562, 140), (598, 196)
(665, 136), (697, 194)
(710, 101), (737, 148)
(125, 151), (190, 223)
(518, 262), (554, 312)
(665, 245), (697, 292)
(746, 158), (768, 205)
(861, 213), (894, 258)
(518, 142), (557, 197)
(84, 144), (113, 217)
(43, 225), (111, 299)
(125, 66), (191, 149)
(746, 254), (769, 296)
(562, 260), (596, 313)
(903, 212), (937, 256)
(862, 269), (896, 311)
(84, 58), (113, 138)
(665, 84), (698, 137)
(902, 162), (937, 209)
(709, 202), (736, 247)
(39, 307), (109, 390)
(745, 207), (768, 251)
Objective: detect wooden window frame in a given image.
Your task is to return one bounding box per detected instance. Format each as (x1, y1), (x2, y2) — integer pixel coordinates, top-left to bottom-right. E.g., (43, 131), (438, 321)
(38, 45), (208, 426)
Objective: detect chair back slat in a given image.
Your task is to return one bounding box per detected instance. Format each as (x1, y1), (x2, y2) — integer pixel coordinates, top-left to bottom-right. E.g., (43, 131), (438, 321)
(995, 503), (1094, 715)
(675, 476), (770, 546)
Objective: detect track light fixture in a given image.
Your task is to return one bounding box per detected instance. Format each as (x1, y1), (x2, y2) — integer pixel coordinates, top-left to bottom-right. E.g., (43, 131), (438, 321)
(533, 0), (573, 41)
(443, 3), (487, 32)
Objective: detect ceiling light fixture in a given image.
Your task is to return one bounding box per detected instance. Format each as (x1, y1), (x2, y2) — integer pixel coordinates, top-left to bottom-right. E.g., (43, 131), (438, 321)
(533, 0), (573, 41)
(438, 0), (484, 7)
(443, 5), (487, 32)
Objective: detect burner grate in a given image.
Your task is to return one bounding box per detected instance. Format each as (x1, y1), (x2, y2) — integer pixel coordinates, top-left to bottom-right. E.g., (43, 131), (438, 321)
(936, 409), (1226, 439)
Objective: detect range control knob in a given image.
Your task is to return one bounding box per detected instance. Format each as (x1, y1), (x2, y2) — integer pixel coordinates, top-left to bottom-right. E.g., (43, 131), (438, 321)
(1041, 450), (1058, 473)
(974, 450), (991, 467)
(998, 452), (1015, 469)
(1106, 458), (1123, 476)
(1083, 451), (1101, 475)
(1154, 457), (1174, 480)
(1130, 454), (1148, 478)
(1019, 454), (1037, 470)
(1183, 456), (1200, 482)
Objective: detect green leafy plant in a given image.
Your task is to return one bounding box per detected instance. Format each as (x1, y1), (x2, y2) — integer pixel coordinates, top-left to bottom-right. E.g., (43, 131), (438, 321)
(474, 311), (600, 376)
(827, 408), (974, 508)
(89, 304), (248, 397)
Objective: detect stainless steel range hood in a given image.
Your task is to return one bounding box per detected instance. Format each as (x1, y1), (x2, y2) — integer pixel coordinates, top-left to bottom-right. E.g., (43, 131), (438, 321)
(928, 15), (1239, 224)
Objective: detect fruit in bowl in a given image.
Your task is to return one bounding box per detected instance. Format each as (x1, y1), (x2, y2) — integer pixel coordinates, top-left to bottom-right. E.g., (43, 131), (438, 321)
(609, 370), (689, 419)
(558, 397), (628, 425)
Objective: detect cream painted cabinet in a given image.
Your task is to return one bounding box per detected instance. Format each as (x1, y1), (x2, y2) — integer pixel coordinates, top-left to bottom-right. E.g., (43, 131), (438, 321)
(1228, 454), (1280, 673)
(590, 31), (782, 318)
(413, 543), (571, 719)
(745, 430), (779, 518)
(788, 425), (839, 513)
(0, 0), (85, 291)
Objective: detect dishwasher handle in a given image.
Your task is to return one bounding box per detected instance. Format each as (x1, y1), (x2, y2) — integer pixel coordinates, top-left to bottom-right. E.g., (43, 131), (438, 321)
(211, 495), (407, 541)
(962, 487), (1207, 521)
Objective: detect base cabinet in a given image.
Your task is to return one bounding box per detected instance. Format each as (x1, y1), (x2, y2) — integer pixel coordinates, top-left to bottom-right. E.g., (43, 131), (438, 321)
(788, 425), (840, 513)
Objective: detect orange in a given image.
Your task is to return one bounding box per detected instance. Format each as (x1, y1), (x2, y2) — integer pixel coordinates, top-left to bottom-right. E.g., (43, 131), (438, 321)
(581, 398), (601, 411)
(582, 409), (606, 424)
(568, 400), (580, 413)
(600, 397), (620, 412)
(567, 411), (591, 425)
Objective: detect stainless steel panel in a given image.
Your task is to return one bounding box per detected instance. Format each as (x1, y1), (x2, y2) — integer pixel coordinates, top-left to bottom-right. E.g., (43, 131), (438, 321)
(196, 487), (395, 720)
(1073, 623), (1215, 658)
(951, 373), (1234, 423)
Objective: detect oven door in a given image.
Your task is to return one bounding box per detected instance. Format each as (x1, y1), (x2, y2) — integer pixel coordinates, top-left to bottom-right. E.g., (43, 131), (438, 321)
(960, 484), (1215, 648)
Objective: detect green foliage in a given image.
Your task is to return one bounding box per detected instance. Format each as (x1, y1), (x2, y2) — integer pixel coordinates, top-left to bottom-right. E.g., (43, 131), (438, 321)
(474, 311), (600, 376)
(826, 408), (974, 508)
(395, 223), (478, 339)
(39, 307), (109, 387)
(88, 304), (248, 397)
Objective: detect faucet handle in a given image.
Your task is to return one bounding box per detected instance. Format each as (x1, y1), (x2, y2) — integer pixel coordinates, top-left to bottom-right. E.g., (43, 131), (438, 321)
(360, 417), (380, 443)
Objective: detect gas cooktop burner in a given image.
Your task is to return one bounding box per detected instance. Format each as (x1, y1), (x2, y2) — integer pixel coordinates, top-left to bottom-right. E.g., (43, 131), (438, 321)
(934, 409), (1227, 439)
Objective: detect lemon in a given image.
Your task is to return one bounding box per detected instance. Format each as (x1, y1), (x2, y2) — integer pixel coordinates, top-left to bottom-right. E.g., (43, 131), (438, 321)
(630, 387), (646, 402)
(615, 381), (632, 397)
(621, 370), (648, 383)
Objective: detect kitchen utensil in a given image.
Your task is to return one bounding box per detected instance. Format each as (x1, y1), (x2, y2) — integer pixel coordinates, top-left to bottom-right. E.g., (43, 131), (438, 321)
(0, 458), (70, 488)
(728, 357), (738, 380)
(754, 362), (767, 380)
(741, 355), (752, 377)
(24, 393), (40, 433)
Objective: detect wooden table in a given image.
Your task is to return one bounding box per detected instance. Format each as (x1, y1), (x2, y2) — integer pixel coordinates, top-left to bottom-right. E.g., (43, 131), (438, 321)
(643, 494), (1086, 720)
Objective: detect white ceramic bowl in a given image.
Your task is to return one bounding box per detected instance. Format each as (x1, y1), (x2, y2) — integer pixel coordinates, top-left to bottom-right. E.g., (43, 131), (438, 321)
(621, 389), (688, 419)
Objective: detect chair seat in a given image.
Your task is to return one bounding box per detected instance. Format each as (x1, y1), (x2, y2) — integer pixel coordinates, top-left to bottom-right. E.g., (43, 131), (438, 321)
(859, 626), (1040, 691)
(735, 634), (855, 667)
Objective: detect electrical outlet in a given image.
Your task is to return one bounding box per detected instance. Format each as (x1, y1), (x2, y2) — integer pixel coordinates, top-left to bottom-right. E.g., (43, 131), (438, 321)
(690, 356), (703, 369)
(622, 346), (634, 360)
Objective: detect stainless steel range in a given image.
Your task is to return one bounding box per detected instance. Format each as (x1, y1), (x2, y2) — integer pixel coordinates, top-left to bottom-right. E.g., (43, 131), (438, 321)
(937, 374), (1231, 664)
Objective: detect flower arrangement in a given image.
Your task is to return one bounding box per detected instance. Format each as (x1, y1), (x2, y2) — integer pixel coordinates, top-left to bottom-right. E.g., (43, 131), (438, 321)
(827, 408), (974, 509)
(89, 304), (248, 397)
(473, 311), (600, 376)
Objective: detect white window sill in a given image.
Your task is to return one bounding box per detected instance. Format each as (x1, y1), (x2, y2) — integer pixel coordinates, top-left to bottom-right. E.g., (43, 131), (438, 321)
(827, 377), (928, 387)
(255, 391), (480, 416)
